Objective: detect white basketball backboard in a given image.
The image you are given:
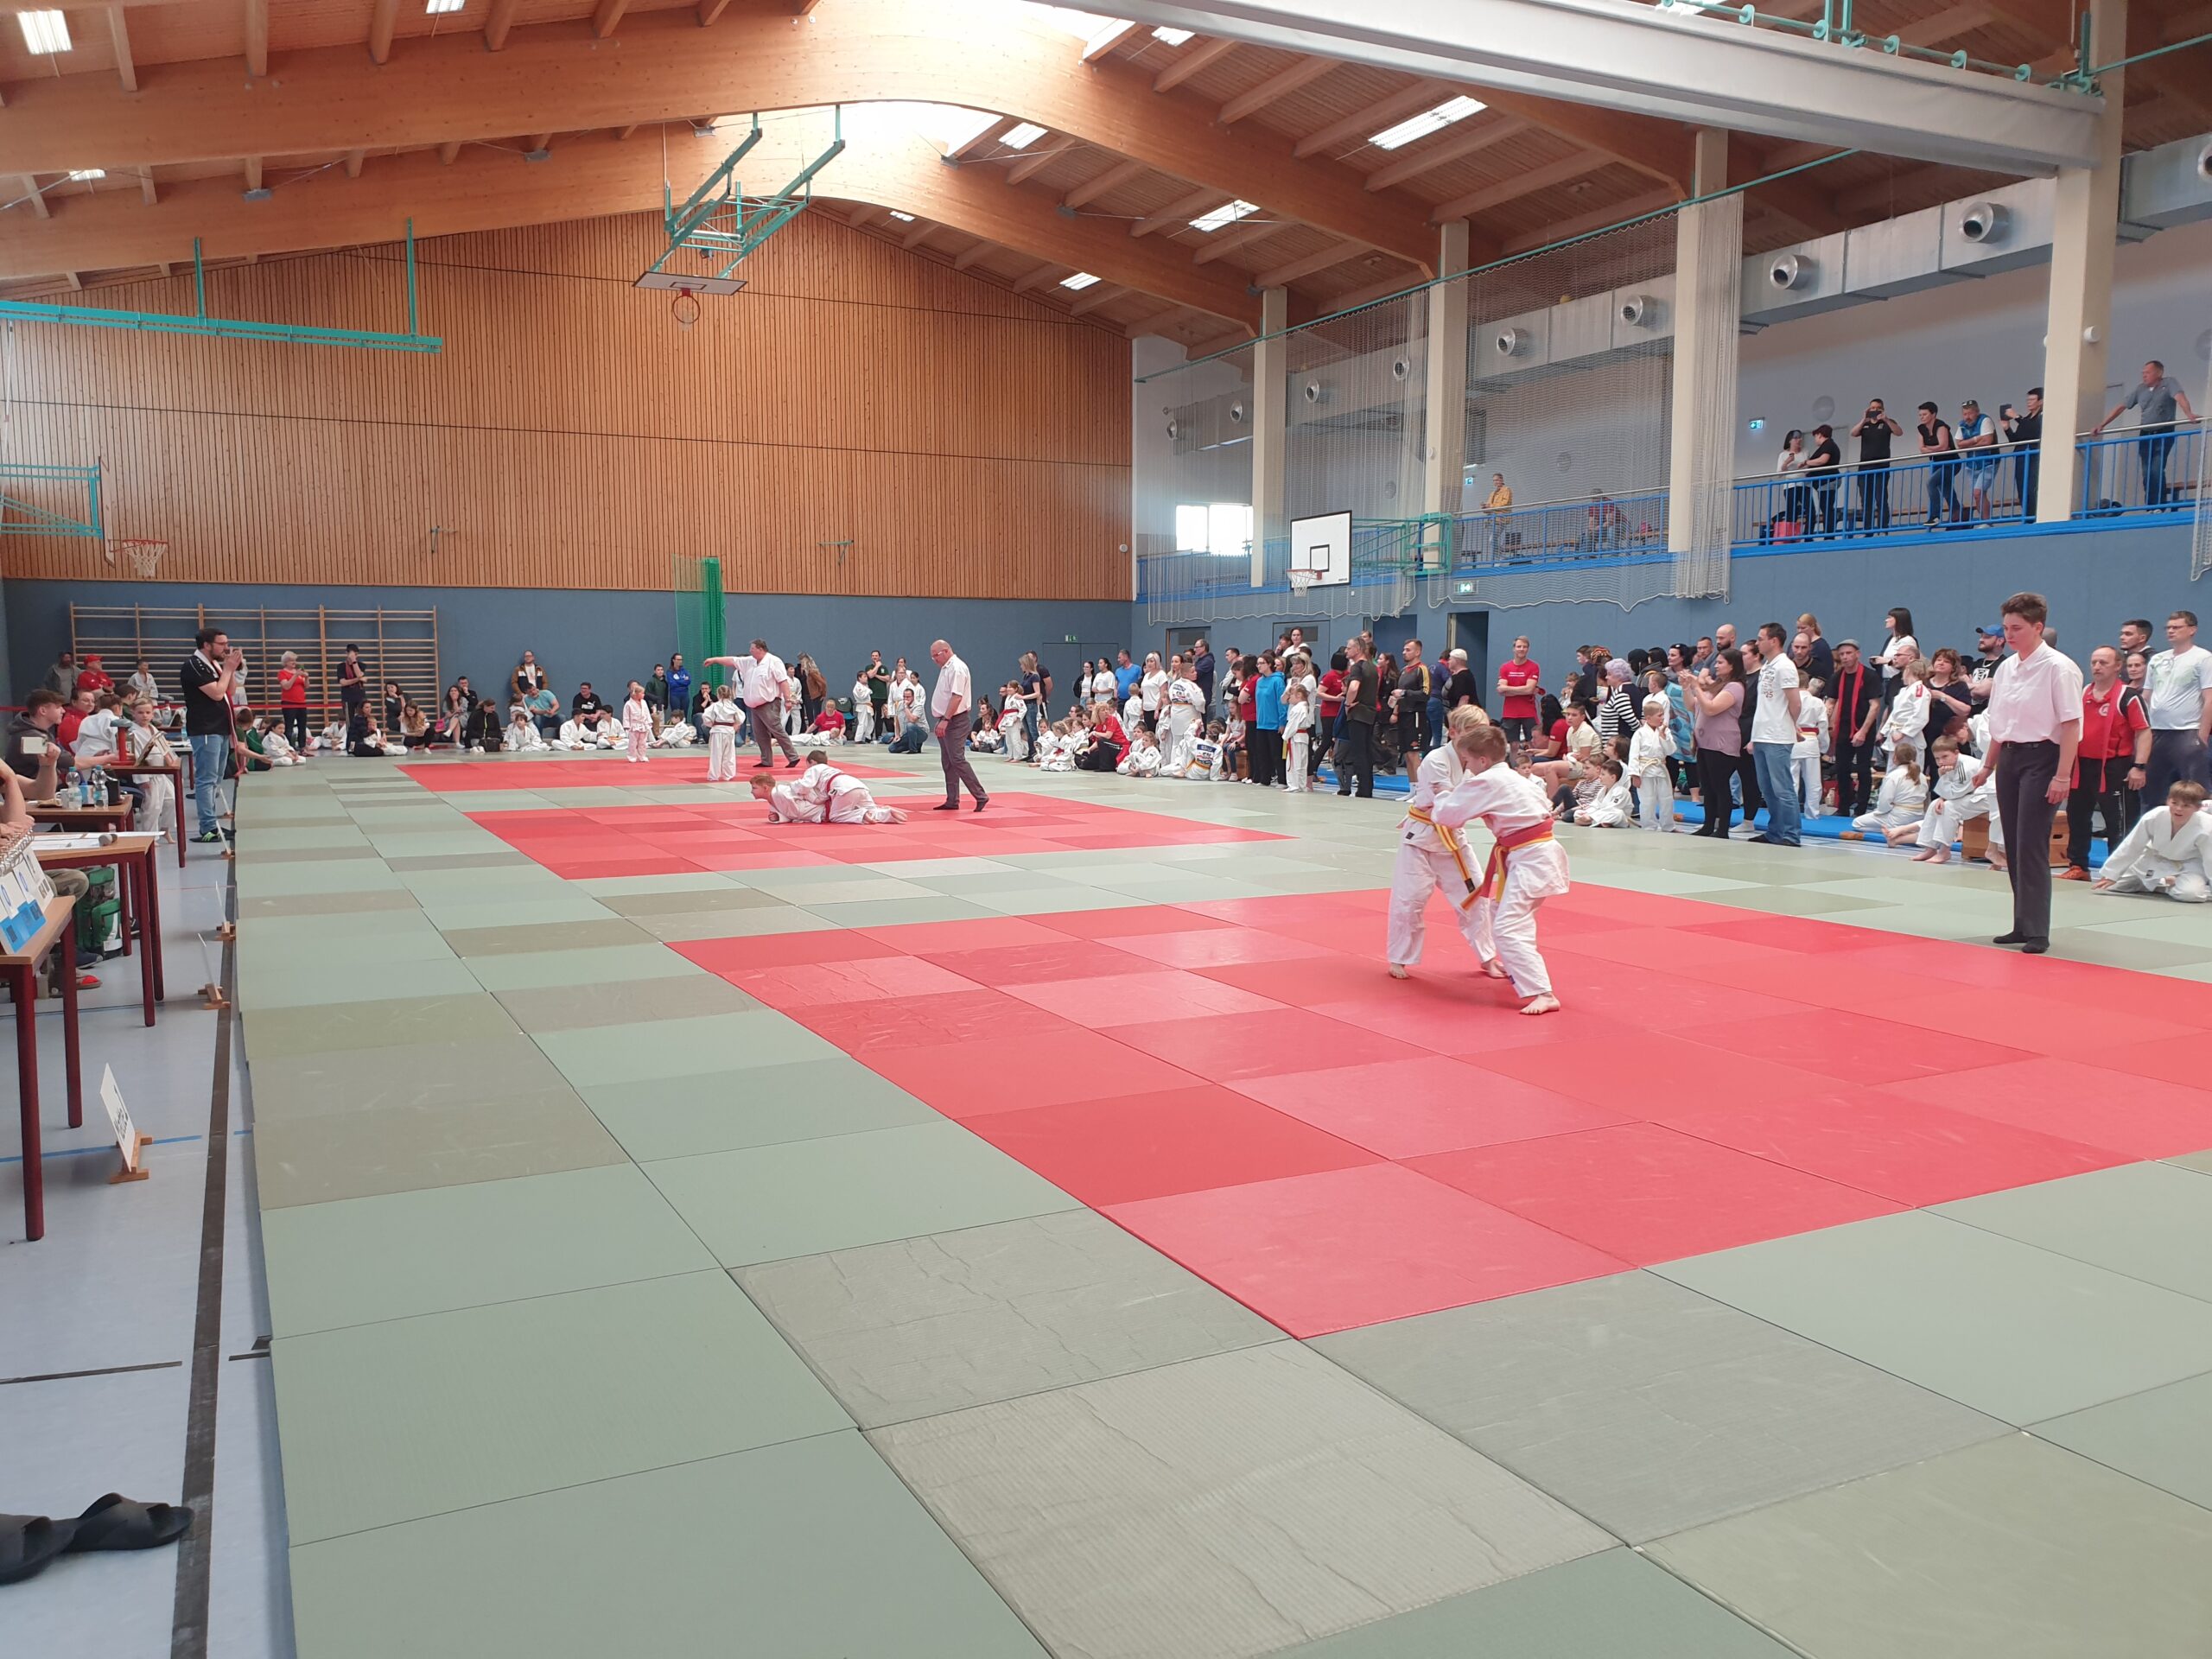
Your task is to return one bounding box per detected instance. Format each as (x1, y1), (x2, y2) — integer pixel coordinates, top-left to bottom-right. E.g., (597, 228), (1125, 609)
(1288, 510), (1352, 586)
(634, 270), (748, 295)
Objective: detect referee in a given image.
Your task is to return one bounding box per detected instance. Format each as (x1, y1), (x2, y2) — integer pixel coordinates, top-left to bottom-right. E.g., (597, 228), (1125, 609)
(1974, 592), (2082, 954)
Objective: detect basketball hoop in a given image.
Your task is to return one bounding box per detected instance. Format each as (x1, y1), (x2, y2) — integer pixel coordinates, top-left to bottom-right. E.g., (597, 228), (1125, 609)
(670, 287), (702, 330)
(1288, 568), (1318, 601)
(105, 538), (168, 580)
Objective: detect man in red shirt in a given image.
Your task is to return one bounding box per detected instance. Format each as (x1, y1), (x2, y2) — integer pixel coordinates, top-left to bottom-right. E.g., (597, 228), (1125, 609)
(73, 654), (114, 697)
(56, 687), (96, 750)
(2064, 644), (2150, 879)
(1496, 637), (1542, 745)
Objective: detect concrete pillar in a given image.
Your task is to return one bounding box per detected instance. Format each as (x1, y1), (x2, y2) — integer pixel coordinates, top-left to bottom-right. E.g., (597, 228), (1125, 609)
(1421, 219), (1473, 572)
(1666, 127), (1740, 559)
(2037, 0), (2126, 524)
(1251, 285), (1289, 587)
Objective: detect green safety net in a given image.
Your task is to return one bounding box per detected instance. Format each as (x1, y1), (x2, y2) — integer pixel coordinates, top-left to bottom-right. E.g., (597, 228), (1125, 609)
(672, 554), (728, 702)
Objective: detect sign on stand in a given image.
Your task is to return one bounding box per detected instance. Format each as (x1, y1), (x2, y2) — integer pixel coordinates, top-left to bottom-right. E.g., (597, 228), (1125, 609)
(100, 1065), (152, 1185)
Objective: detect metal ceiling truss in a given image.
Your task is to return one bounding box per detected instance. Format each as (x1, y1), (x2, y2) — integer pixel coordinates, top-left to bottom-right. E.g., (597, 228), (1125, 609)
(645, 110), (849, 284)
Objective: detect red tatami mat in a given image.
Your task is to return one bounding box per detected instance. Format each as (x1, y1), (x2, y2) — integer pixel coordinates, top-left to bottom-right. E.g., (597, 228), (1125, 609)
(404, 757), (908, 791)
(665, 875), (2212, 1338)
(464, 791), (1284, 876)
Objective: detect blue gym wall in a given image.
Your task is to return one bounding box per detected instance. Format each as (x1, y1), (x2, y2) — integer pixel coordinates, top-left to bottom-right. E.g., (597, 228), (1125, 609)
(4, 581), (1135, 706)
(1127, 519), (2203, 694)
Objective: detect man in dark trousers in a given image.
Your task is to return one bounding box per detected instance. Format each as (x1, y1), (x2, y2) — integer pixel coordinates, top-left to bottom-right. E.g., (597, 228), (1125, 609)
(1336, 638), (1379, 798)
(1192, 638), (1217, 713)
(1975, 592), (2081, 952)
(1734, 632), (1765, 830)
(928, 639), (989, 812)
(1827, 640), (1882, 819)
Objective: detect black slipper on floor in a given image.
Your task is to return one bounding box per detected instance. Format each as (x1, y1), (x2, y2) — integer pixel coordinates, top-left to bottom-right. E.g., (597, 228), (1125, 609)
(0, 1515), (78, 1585)
(65, 1494), (194, 1554)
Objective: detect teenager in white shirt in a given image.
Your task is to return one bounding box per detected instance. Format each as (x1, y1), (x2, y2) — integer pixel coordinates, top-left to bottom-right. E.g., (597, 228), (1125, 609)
(2142, 609), (2212, 799)
(1138, 653), (1169, 731)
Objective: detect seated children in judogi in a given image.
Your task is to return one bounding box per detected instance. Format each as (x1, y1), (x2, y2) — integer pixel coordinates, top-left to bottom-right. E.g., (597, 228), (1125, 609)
(2095, 780), (2211, 903)
(1624, 701), (1675, 831)
(1846, 754), (1926, 839)
(1116, 728), (1162, 777)
(551, 717), (592, 751)
(1387, 705), (1493, 978)
(1897, 735), (2003, 866)
(1281, 684), (1316, 791)
(1573, 756), (1633, 827)
(1179, 724), (1222, 781)
(504, 703), (547, 751)
(1036, 715), (1082, 773)
(1427, 724), (1572, 1016)
(1076, 707), (1128, 772)
(751, 752), (907, 824)
(702, 685), (744, 781)
(652, 717), (698, 747)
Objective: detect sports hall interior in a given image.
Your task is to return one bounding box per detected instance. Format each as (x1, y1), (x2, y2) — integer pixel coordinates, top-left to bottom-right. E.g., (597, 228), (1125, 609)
(3, 1), (2211, 1655)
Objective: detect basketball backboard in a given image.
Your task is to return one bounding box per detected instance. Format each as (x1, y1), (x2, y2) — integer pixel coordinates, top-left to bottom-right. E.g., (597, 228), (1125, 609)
(1288, 510), (1352, 586)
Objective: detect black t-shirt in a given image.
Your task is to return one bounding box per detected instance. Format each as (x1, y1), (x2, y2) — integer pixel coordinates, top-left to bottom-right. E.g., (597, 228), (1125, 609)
(1857, 416), (1893, 463)
(572, 691), (605, 718)
(1920, 418), (1955, 456)
(1807, 436), (1841, 477)
(2005, 409), (2042, 449)
(1344, 660), (1378, 724)
(180, 653), (232, 736)
(1445, 668), (1478, 708)
(338, 658), (367, 709)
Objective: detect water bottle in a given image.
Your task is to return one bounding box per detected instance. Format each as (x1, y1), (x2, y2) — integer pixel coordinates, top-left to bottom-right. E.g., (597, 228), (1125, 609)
(91, 765), (108, 807)
(66, 767), (82, 807)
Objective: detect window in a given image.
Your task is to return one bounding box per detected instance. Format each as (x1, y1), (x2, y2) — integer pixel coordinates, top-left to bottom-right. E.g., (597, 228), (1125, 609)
(1369, 95), (1486, 151)
(1190, 199), (1258, 233)
(16, 10), (70, 54)
(1175, 503), (1253, 557)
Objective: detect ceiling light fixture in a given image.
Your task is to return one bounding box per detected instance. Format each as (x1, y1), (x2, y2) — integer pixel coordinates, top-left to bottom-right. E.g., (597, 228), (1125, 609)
(16, 10), (71, 54)
(1368, 94), (1486, 151)
(67, 168), (106, 181)
(1189, 199), (1258, 233)
(886, 210), (917, 222)
(1152, 26), (1194, 44)
(425, 0), (465, 14)
(1001, 123), (1048, 150)
(1060, 271), (1101, 289)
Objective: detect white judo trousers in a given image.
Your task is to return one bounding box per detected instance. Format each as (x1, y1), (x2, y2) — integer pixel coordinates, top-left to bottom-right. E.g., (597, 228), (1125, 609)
(1430, 766), (1572, 1000)
(707, 728), (739, 781)
(1389, 744), (1486, 968)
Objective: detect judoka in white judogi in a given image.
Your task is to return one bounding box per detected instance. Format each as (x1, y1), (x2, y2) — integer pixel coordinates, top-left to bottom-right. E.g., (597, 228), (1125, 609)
(2096, 799), (2212, 903)
(1387, 737), (1490, 972)
(702, 694), (744, 781)
(1282, 698), (1316, 791)
(761, 761), (906, 824)
(1428, 741), (1572, 1012)
(1851, 764), (1928, 836)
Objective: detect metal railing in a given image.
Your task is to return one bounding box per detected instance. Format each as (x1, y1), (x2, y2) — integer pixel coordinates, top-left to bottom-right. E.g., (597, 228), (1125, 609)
(1453, 488), (1672, 569)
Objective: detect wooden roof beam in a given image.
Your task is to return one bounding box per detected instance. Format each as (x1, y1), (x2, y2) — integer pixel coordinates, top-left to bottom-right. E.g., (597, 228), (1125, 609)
(1216, 58), (1334, 125)
(1007, 139), (1069, 186)
(1363, 116), (1529, 192)
(108, 6), (139, 92)
(139, 168), (156, 205)
(1469, 90), (1694, 194)
(245, 0), (267, 77)
(1154, 35), (1238, 92)
(0, 0), (1441, 270)
(1428, 150), (1607, 221)
(368, 0), (399, 66)
(1502, 188), (1675, 253)
(951, 238), (993, 270)
(0, 130), (1277, 326)
(1254, 238), (1363, 288)
(1294, 79), (1449, 158)
(484, 0), (519, 50)
(1190, 217), (1282, 264)
(243, 156), (263, 191)
(899, 216), (935, 249)
(344, 149), (365, 178)
(1068, 280), (1125, 316)
(18, 174), (47, 219)
(1132, 187), (1220, 238)
(1730, 134), (1848, 236)
(1011, 260), (1059, 293)
(1080, 21), (1141, 60)
(1125, 306), (1186, 337)
(1063, 156), (1146, 209)
(592, 0), (631, 40)
(698, 0), (736, 22)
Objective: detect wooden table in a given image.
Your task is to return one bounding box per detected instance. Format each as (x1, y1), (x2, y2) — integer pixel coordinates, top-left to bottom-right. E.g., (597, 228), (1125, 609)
(30, 801), (138, 835)
(105, 761), (188, 868)
(36, 832), (164, 1027)
(3, 892), (82, 1243)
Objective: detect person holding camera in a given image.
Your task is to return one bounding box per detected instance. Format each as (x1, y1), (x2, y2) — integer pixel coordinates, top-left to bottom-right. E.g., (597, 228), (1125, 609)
(1849, 397), (1902, 531)
(2002, 390), (2042, 520)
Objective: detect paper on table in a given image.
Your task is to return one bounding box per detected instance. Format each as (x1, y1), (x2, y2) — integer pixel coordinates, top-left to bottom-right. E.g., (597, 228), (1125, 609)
(34, 833), (121, 851)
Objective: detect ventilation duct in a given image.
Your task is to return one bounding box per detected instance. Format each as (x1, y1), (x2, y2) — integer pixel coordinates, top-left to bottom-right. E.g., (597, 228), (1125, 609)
(1769, 253), (1814, 290)
(1496, 327), (1529, 357)
(1618, 294), (1656, 327)
(1302, 380), (1332, 405)
(1958, 201), (2007, 244)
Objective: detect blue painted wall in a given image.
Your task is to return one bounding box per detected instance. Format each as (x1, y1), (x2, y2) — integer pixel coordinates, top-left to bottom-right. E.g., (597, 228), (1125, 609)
(1128, 519), (2203, 699)
(5, 580), (1135, 706)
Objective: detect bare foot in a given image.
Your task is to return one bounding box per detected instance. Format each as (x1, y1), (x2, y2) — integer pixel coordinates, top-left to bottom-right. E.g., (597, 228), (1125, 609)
(1518, 993), (1561, 1016)
(1388, 963), (1410, 979)
(1478, 958), (1507, 980)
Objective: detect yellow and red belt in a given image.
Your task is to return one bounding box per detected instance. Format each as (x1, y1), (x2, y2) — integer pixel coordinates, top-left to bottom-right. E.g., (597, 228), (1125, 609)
(1405, 804), (1480, 908)
(1478, 819), (1555, 902)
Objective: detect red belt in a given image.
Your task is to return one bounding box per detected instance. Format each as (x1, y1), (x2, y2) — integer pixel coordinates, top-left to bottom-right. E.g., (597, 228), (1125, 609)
(1479, 820), (1554, 900)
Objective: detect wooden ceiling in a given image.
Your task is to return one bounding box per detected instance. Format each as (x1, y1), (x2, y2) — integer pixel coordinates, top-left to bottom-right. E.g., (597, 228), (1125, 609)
(1, 0), (2205, 346)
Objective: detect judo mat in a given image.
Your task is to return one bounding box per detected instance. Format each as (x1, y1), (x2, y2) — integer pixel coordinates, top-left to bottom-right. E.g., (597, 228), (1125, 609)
(226, 752), (2212, 1659)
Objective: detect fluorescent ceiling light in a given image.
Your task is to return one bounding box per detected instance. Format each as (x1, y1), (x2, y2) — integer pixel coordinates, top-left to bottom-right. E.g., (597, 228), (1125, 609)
(1152, 26), (1194, 44)
(1001, 122), (1048, 150)
(1190, 198), (1258, 233)
(1060, 271), (1102, 289)
(425, 0), (466, 13)
(1368, 94), (1486, 151)
(17, 10), (71, 54)
(67, 168), (106, 181)
(886, 210), (917, 222)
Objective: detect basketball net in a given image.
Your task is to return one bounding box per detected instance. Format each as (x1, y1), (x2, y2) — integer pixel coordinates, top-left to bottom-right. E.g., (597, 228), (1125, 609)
(104, 538), (168, 580)
(1288, 569), (1315, 601)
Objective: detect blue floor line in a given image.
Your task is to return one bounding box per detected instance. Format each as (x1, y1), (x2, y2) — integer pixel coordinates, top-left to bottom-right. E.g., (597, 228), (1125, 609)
(2, 1133), (206, 1167)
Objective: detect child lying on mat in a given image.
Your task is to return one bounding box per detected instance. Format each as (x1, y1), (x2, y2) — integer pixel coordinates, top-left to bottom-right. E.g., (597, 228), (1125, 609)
(750, 753), (906, 824)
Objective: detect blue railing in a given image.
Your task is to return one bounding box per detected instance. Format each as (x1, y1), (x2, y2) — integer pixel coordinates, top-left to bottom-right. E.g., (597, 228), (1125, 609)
(1137, 428), (2202, 604)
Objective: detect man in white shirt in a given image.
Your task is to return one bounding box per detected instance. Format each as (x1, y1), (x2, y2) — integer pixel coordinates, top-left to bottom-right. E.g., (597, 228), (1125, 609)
(2143, 608), (2212, 800)
(1974, 591), (2082, 953)
(928, 638), (989, 812)
(707, 639), (800, 767)
(1748, 622), (1804, 846)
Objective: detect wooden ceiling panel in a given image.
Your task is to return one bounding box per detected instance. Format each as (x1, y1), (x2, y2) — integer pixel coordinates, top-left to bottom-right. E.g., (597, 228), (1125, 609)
(1236, 62), (1414, 145)
(1395, 125), (1588, 212)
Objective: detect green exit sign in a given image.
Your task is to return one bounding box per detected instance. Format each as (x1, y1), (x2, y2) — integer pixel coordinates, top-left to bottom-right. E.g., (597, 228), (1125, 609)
(1451, 578), (1479, 600)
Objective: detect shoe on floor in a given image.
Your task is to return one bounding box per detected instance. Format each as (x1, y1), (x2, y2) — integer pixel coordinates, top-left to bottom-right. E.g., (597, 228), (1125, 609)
(2058, 866), (2090, 881)
(193, 830), (224, 844)
(973, 796), (988, 812)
